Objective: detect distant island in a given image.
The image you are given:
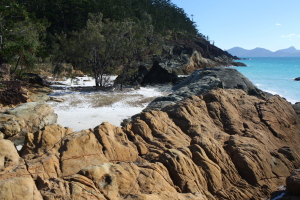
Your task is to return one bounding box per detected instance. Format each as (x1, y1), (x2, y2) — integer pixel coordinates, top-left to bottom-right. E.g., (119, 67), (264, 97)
(227, 46), (300, 57)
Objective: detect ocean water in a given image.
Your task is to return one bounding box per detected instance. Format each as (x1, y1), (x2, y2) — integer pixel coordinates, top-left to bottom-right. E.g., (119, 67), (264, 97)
(233, 57), (300, 104)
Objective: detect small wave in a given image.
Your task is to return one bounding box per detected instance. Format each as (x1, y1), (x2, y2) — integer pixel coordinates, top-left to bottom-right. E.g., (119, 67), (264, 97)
(271, 192), (286, 200)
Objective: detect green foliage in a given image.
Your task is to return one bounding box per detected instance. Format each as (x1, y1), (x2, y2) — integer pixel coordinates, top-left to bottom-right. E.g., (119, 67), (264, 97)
(0, 1), (48, 75)
(0, 0), (207, 84)
(18, 0), (199, 38)
(64, 13), (160, 87)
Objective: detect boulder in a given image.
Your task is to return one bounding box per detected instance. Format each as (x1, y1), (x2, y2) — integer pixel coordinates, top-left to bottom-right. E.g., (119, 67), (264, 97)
(0, 114), (25, 138)
(23, 73), (45, 86)
(0, 139), (20, 174)
(292, 102), (300, 118)
(141, 61), (180, 85)
(286, 169), (300, 196)
(0, 177), (43, 200)
(146, 67), (266, 111)
(6, 102), (57, 133)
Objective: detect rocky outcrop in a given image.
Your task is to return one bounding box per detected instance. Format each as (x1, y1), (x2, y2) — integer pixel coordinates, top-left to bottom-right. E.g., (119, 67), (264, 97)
(6, 102), (57, 133)
(146, 67), (267, 111)
(158, 38), (246, 75)
(0, 139), (43, 199)
(115, 37), (246, 87)
(0, 102), (57, 147)
(1, 87), (299, 199)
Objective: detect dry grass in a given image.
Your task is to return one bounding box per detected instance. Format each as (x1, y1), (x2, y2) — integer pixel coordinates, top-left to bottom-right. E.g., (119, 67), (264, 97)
(86, 93), (147, 108)
(125, 96), (157, 107)
(88, 94), (125, 107)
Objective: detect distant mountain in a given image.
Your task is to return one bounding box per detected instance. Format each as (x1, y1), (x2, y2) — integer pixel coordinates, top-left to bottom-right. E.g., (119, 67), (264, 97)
(227, 46), (300, 57)
(273, 46), (300, 57)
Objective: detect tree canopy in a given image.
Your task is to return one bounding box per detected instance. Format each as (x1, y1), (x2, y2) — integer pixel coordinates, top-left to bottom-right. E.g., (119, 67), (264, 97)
(0, 1), (47, 75)
(0, 0), (207, 83)
(17, 0), (199, 37)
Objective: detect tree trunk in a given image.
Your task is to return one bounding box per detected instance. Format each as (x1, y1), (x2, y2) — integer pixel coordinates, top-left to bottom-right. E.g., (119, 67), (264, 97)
(10, 55), (21, 75)
(99, 73), (103, 87)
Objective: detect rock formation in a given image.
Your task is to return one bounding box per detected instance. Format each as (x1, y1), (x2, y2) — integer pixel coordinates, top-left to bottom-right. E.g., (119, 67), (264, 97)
(114, 37), (246, 87)
(146, 67), (267, 111)
(0, 102), (57, 147)
(0, 87), (299, 199)
(159, 38), (246, 75)
(1, 66), (300, 199)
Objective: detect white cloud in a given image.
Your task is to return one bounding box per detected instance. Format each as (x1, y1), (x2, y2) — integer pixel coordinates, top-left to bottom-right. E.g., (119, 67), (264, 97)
(281, 34), (300, 38)
(275, 23), (282, 26)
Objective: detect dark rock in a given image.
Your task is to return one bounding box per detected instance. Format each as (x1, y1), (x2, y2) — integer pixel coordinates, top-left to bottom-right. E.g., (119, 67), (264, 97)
(294, 77), (300, 81)
(174, 67), (266, 97)
(141, 61), (180, 85)
(146, 67), (267, 111)
(23, 73), (45, 86)
(231, 62), (247, 67)
(292, 102), (300, 118)
(278, 146), (296, 161)
(286, 169), (300, 196)
(115, 65), (149, 86)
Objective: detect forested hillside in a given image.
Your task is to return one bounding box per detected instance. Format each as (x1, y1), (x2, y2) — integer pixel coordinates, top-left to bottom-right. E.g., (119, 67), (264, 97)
(0, 0), (237, 87)
(19, 0), (199, 36)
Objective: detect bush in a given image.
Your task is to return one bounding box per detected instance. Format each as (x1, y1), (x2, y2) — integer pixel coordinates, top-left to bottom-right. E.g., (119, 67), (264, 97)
(0, 81), (27, 105)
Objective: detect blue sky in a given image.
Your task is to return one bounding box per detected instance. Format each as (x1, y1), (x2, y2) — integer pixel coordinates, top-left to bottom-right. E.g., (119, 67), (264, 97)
(171, 0), (300, 51)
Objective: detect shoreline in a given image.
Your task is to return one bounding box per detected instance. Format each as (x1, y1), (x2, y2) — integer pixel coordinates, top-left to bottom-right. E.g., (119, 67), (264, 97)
(47, 67), (300, 132)
(231, 57), (300, 104)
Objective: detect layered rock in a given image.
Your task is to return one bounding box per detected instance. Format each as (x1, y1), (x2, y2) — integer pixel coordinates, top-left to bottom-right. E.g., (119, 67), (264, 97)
(0, 87), (299, 199)
(159, 38), (246, 75)
(0, 139), (43, 199)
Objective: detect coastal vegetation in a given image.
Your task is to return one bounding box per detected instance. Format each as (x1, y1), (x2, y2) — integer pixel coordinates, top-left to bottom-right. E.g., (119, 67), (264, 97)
(0, 0), (203, 85)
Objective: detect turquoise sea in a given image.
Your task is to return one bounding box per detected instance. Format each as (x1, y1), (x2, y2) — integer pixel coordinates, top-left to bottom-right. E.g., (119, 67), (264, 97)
(233, 57), (300, 104)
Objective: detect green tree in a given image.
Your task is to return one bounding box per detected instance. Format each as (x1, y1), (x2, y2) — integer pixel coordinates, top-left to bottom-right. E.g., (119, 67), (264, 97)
(117, 14), (162, 89)
(65, 13), (160, 88)
(67, 14), (126, 87)
(0, 1), (47, 76)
